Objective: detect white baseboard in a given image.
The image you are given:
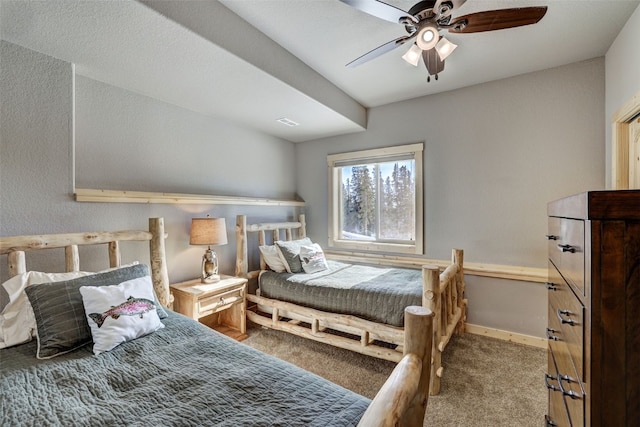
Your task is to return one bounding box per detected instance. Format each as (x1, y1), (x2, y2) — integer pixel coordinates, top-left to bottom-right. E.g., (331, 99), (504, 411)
(465, 323), (547, 349)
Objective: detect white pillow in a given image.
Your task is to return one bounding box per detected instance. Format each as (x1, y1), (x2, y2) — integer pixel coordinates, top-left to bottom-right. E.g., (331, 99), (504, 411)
(299, 243), (329, 274)
(0, 262), (141, 349)
(0, 271), (92, 348)
(258, 245), (287, 273)
(80, 275), (164, 355)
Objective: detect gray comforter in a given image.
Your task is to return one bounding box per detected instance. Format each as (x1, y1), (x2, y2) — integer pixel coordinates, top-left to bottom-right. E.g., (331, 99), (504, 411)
(0, 311), (369, 426)
(259, 261), (423, 327)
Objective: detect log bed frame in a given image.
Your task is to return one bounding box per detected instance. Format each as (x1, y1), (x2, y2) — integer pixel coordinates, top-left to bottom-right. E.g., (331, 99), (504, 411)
(1, 217), (435, 427)
(235, 214), (467, 395)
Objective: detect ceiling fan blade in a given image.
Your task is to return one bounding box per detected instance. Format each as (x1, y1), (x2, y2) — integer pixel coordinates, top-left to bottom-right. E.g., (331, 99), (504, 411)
(434, 0), (467, 17)
(346, 35), (414, 68)
(422, 47), (444, 76)
(448, 6), (547, 33)
(338, 0), (415, 24)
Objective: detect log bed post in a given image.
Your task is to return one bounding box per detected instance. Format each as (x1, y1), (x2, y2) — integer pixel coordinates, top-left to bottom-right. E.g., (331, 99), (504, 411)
(235, 215), (248, 278)
(423, 264), (442, 395)
(149, 218), (171, 308)
(357, 306), (434, 427)
(453, 248), (466, 334)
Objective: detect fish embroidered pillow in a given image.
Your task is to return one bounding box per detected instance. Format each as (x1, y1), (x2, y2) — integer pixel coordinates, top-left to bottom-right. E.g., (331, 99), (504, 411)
(79, 276), (164, 355)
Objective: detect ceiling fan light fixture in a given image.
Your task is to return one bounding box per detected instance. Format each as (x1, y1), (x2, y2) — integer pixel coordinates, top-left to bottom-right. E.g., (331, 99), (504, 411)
(435, 37), (457, 60)
(416, 23), (439, 51)
(402, 43), (422, 66)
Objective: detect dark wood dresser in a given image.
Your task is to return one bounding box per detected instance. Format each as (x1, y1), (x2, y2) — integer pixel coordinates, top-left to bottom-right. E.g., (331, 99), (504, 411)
(545, 190), (640, 426)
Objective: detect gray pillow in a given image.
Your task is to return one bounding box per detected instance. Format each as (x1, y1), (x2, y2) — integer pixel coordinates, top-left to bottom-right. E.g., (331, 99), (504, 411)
(275, 238), (313, 273)
(25, 264), (166, 359)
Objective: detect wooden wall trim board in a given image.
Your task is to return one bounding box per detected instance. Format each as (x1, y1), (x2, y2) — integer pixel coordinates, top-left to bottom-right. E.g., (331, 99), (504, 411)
(325, 250), (547, 284)
(74, 188), (306, 207)
(465, 323), (547, 349)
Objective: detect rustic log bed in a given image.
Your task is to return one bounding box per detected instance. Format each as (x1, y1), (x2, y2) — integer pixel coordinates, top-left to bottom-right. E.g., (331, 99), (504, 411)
(235, 214), (467, 395)
(1, 218), (434, 427)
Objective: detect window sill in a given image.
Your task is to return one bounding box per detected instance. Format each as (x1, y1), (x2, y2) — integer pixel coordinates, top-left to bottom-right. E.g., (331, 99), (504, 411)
(328, 239), (421, 255)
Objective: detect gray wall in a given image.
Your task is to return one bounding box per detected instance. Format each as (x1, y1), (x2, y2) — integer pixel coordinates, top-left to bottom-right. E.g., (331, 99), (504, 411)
(605, 4), (640, 188)
(1, 41), (299, 284)
(0, 38), (611, 339)
(296, 59), (606, 337)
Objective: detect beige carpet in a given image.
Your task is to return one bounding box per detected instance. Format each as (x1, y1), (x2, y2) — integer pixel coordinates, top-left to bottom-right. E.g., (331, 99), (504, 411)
(243, 323), (546, 426)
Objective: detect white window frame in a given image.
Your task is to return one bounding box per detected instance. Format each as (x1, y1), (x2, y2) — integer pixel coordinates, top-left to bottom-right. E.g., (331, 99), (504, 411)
(327, 143), (424, 254)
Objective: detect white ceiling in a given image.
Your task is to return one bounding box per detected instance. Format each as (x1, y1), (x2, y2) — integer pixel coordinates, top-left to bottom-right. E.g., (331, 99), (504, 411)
(1, 0), (638, 142)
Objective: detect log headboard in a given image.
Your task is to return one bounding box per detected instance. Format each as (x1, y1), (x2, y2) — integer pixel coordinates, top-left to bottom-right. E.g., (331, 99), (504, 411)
(0, 218), (172, 307)
(235, 214), (306, 280)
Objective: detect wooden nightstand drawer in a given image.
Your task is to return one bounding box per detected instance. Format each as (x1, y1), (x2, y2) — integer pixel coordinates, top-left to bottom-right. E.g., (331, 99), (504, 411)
(199, 287), (243, 314)
(170, 275), (248, 341)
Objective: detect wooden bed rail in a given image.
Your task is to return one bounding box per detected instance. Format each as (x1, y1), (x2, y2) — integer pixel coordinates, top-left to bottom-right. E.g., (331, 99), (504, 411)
(357, 306), (434, 427)
(0, 218), (172, 307)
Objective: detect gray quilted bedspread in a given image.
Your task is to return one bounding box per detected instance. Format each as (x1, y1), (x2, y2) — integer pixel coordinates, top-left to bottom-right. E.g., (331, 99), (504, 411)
(0, 311), (369, 426)
(259, 261), (423, 327)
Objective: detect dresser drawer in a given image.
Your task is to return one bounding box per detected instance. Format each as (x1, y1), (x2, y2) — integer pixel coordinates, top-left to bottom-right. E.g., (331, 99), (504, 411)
(199, 287), (244, 315)
(548, 264), (584, 380)
(548, 217), (585, 296)
(552, 341), (585, 427)
(546, 351), (571, 427)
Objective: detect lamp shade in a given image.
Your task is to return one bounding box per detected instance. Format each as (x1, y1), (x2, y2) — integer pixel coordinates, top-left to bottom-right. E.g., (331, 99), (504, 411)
(435, 37), (457, 61)
(402, 43), (422, 66)
(190, 217), (228, 246)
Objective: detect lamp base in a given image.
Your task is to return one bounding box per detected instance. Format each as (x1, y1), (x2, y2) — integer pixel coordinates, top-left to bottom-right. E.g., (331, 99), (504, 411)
(201, 274), (221, 284)
(201, 248), (220, 283)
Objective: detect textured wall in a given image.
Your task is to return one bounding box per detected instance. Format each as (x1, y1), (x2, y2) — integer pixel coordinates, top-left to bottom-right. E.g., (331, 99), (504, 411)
(75, 75), (296, 199)
(0, 41), (298, 284)
(295, 59), (606, 337)
(605, 4), (640, 188)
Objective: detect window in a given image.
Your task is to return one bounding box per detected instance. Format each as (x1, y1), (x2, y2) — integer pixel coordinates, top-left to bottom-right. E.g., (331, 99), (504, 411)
(328, 143), (423, 254)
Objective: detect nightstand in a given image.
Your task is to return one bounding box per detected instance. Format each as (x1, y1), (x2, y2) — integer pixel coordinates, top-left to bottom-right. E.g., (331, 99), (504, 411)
(170, 275), (248, 341)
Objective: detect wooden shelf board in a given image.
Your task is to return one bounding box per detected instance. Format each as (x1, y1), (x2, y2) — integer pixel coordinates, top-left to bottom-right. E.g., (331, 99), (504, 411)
(74, 188), (305, 207)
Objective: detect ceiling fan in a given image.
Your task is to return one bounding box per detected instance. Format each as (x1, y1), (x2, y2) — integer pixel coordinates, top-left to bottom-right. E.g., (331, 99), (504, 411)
(339, 0), (547, 82)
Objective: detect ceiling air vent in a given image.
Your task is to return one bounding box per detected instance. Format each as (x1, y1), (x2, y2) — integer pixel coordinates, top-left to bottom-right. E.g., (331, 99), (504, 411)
(276, 117), (300, 127)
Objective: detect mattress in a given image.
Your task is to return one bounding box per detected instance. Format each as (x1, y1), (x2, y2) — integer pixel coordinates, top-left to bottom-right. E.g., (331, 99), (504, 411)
(259, 261), (423, 327)
(0, 311), (369, 426)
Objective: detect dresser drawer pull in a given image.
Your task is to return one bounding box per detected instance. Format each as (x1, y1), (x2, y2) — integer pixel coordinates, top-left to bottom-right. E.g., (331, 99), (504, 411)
(557, 309), (576, 325)
(546, 328), (560, 341)
(544, 373), (560, 391)
(557, 374), (582, 400)
(557, 244), (576, 253)
(545, 415), (558, 426)
(546, 282), (559, 291)
(546, 234), (559, 240)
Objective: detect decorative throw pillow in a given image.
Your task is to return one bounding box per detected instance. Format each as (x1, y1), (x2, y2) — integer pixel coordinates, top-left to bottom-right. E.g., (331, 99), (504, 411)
(25, 264), (151, 359)
(0, 271), (92, 349)
(274, 238), (313, 273)
(80, 276), (164, 355)
(299, 244), (329, 274)
(258, 245), (287, 273)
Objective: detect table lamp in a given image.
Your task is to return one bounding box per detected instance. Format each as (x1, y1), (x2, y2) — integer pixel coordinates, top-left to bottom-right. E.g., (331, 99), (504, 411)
(190, 216), (227, 283)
